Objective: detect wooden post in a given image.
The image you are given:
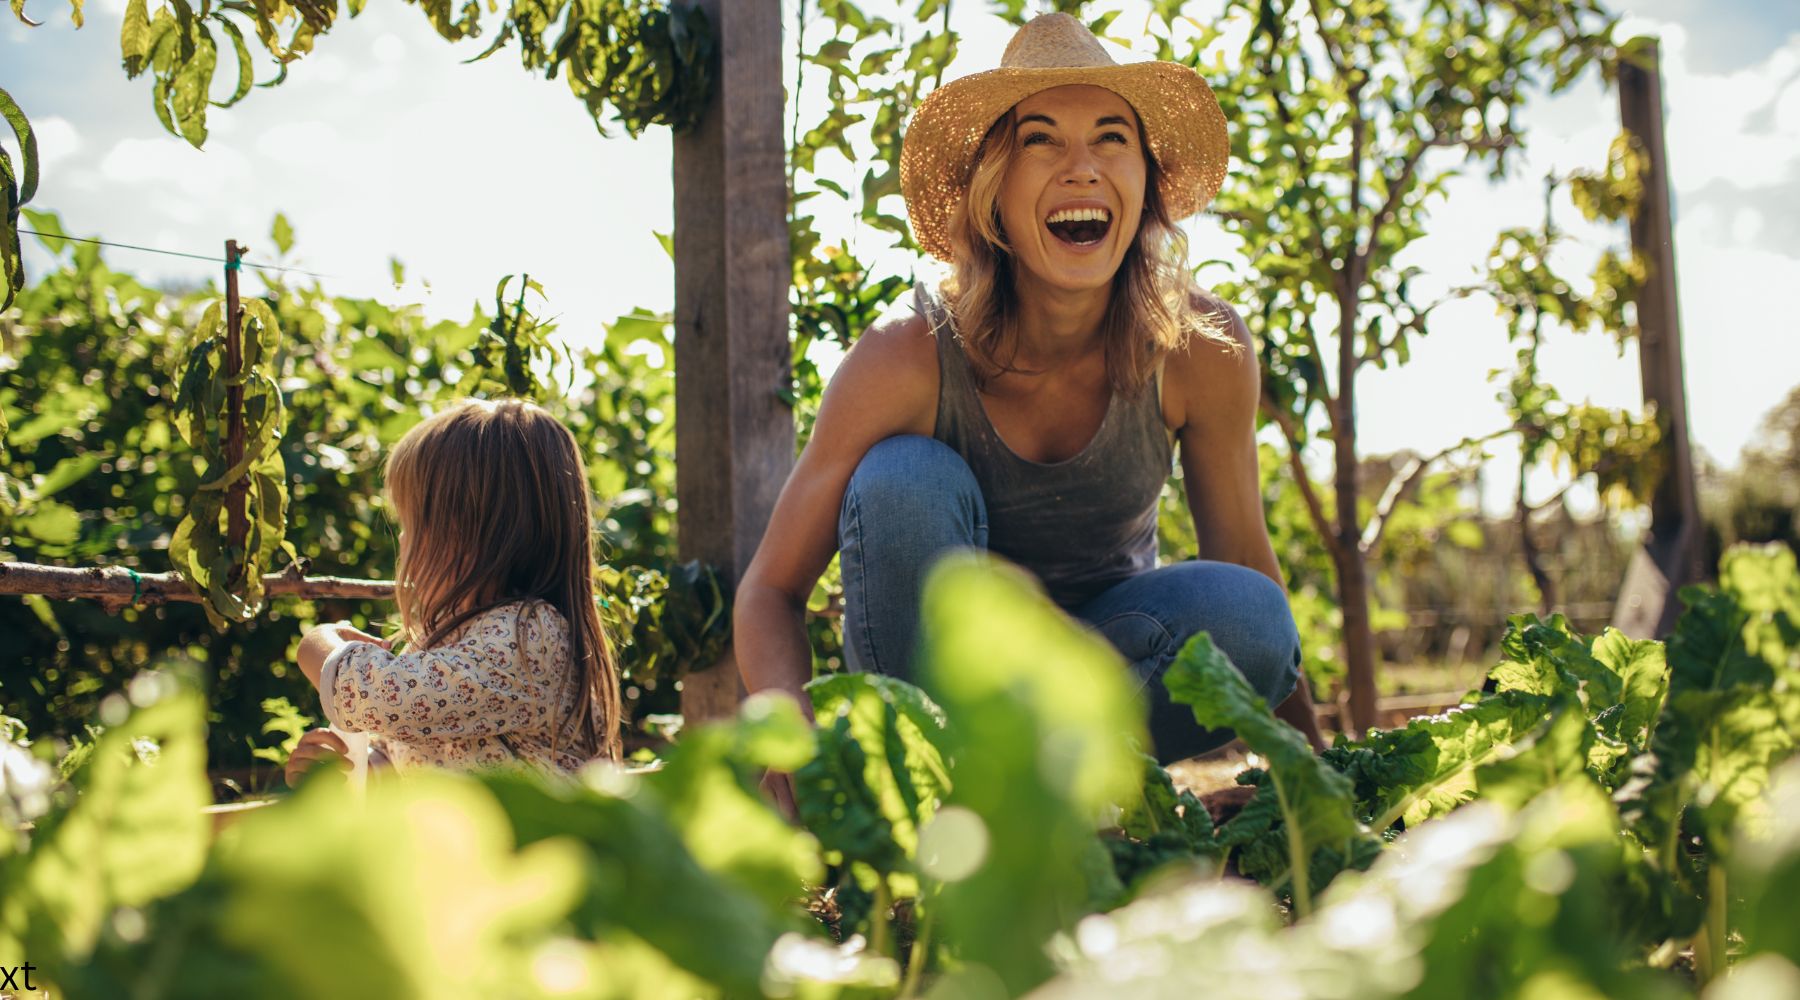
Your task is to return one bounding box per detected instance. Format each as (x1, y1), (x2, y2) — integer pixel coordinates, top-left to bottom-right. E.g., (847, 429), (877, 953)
(672, 0), (793, 723)
(1612, 37), (1706, 639)
(224, 239), (249, 574)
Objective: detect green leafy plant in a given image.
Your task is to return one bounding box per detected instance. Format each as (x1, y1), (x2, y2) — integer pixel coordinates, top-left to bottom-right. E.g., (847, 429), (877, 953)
(167, 295), (292, 628)
(0, 85), (35, 312)
(248, 696), (314, 767)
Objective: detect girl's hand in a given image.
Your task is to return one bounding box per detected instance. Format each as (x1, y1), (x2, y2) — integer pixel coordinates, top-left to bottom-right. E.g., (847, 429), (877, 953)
(285, 728), (352, 789)
(321, 621), (392, 650)
(295, 621), (392, 687)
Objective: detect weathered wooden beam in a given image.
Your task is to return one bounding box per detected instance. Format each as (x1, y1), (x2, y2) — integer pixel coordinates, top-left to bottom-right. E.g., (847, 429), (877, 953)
(0, 561), (393, 612)
(1612, 37), (1707, 639)
(671, 0), (793, 723)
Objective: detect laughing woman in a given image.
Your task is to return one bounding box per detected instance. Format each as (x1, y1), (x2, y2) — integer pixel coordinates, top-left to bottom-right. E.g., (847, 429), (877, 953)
(735, 13), (1323, 787)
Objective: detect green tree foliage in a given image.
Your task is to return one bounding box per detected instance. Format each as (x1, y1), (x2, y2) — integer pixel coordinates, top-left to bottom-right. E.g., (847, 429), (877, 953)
(119, 0), (709, 147)
(0, 0), (712, 308)
(1143, 0), (1632, 731)
(0, 216), (722, 767)
(1703, 384), (1800, 563)
(1483, 151), (1661, 612)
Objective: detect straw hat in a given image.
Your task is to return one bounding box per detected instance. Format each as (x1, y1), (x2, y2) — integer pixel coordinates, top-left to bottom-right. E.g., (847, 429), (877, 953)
(900, 12), (1230, 262)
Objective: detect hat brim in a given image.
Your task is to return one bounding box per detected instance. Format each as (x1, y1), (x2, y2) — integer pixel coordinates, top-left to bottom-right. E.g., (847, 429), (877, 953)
(900, 61), (1229, 262)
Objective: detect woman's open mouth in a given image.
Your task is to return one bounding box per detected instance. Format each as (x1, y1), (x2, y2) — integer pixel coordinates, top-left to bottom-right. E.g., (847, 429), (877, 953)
(1044, 206), (1112, 248)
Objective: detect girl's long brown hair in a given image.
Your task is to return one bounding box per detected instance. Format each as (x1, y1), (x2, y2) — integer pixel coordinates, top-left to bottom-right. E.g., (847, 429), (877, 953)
(384, 398), (621, 761)
(941, 106), (1236, 395)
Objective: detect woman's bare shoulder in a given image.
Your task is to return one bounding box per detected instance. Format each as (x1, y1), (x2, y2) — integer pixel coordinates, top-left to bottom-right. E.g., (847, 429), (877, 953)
(850, 288), (938, 365)
(1163, 288), (1259, 430)
(827, 287), (941, 414)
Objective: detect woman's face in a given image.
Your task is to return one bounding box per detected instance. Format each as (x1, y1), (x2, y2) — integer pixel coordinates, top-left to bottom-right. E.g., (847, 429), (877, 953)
(996, 84), (1147, 295)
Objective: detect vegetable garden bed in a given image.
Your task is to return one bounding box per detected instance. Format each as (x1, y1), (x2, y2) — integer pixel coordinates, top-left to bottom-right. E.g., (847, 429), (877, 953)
(3, 543), (1797, 999)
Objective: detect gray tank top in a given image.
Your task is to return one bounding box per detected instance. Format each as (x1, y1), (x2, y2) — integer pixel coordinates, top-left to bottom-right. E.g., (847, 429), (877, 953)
(916, 282), (1174, 609)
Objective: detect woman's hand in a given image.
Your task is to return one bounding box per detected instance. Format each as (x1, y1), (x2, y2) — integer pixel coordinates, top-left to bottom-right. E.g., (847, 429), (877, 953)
(284, 728), (352, 788)
(295, 621), (391, 688)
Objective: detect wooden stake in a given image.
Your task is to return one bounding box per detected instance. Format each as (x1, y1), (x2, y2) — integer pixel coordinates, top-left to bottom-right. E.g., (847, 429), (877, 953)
(224, 239), (250, 574)
(1611, 38), (1706, 639)
(671, 0), (792, 724)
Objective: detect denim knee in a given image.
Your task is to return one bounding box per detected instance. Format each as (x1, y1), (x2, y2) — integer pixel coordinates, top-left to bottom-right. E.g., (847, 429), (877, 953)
(840, 435), (985, 540)
(1143, 562), (1301, 707)
(1234, 571), (1303, 708)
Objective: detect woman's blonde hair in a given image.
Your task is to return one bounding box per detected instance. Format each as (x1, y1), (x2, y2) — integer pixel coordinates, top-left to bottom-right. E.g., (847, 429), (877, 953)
(383, 398), (621, 761)
(941, 105), (1234, 395)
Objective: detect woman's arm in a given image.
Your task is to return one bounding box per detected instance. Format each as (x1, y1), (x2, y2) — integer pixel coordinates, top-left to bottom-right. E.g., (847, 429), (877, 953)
(733, 298), (940, 717)
(1168, 297), (1327, 750)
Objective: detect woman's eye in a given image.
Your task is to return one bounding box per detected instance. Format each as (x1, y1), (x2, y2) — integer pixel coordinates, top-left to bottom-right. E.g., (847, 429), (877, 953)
(1021, 132), (1052, 146)
(1098, 131), (1129, 145)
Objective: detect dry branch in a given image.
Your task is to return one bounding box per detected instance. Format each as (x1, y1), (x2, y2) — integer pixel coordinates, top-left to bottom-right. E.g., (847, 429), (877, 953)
(0, 561), (393, 613)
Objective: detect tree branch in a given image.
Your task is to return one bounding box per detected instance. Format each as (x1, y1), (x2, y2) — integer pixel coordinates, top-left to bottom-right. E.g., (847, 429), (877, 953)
(1263, 57), (1337, 263)
(1305, 0), (1351, 80)
(1261, 400), (1347, 567)
(1524, 478), (1579, 516)
(0, 562), (394, 614)
(1359, 428), (1512, 555)
(1357, 129), (1515, 269)
(1295, 309), (1335, 409)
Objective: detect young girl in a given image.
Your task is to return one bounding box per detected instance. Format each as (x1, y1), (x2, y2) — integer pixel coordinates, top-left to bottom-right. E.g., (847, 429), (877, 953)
(287, 398), (622, 783)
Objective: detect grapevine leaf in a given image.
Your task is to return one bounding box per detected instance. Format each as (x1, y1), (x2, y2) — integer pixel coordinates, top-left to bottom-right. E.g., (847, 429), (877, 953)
(211, 13), (255, 108)
(120, 0), (154, 75)
(0, 85), (37, 311)
(0, 85), (38, 206)
(270, 211), (295, 255)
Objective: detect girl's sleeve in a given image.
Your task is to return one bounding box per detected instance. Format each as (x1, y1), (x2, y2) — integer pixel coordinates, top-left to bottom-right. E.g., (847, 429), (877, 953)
(319, 606), (567, 742)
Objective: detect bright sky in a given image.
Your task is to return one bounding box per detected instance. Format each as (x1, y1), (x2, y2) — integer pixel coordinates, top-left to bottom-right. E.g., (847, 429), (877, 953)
(4, 0), (1797, 513)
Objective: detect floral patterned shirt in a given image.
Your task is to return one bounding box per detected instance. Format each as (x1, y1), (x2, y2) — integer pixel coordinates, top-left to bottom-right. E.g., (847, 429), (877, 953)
(318, 599), (595, 774)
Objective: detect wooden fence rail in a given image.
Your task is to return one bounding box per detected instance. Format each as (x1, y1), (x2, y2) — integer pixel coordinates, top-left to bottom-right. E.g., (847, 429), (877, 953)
(0, 561), (393, 612)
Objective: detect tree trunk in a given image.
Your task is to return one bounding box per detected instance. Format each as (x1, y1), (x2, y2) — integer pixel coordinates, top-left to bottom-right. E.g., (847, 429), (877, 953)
(1335, 521), (1380, 738)
(1517, 451), (1557, 617)
(1335, 270), (1379, 737)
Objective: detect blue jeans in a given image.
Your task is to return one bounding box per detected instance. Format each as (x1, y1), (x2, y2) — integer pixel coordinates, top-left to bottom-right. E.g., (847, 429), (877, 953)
(837, 435), (1302, 765)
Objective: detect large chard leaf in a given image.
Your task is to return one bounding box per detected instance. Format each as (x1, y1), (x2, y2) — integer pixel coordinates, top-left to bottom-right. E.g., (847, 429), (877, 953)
(644, 692), (824, 911)
(916, 555), (1145, 997)
(2, 674), (210, 979)
(75, 771), (583, 1000)
(1610, 545), (1800, 955)
(797, 671), (951, 874)
(1471, 706), (1598, 812)
(1324, 689), (1557, 830)
(1104, 755), (1222, 894)
(796, 713), (906, 875)
(482, 766), (794, 998)
(1164, 632), (1370, 914)
(1621, 547), (1800, 870)
(1032, 785), (1687, 1000)
(1491, 616), (1671, 766)
(1734, 759), (1800, 970)
(1590, 628), (1669, 754)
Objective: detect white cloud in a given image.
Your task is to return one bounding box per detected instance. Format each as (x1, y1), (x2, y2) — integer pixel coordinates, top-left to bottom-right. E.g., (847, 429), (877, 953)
(98, 136), (252, 192)
(372, 33), (407, 63)
(253, 120), (353, 175)
(29, 115), (81, 172)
